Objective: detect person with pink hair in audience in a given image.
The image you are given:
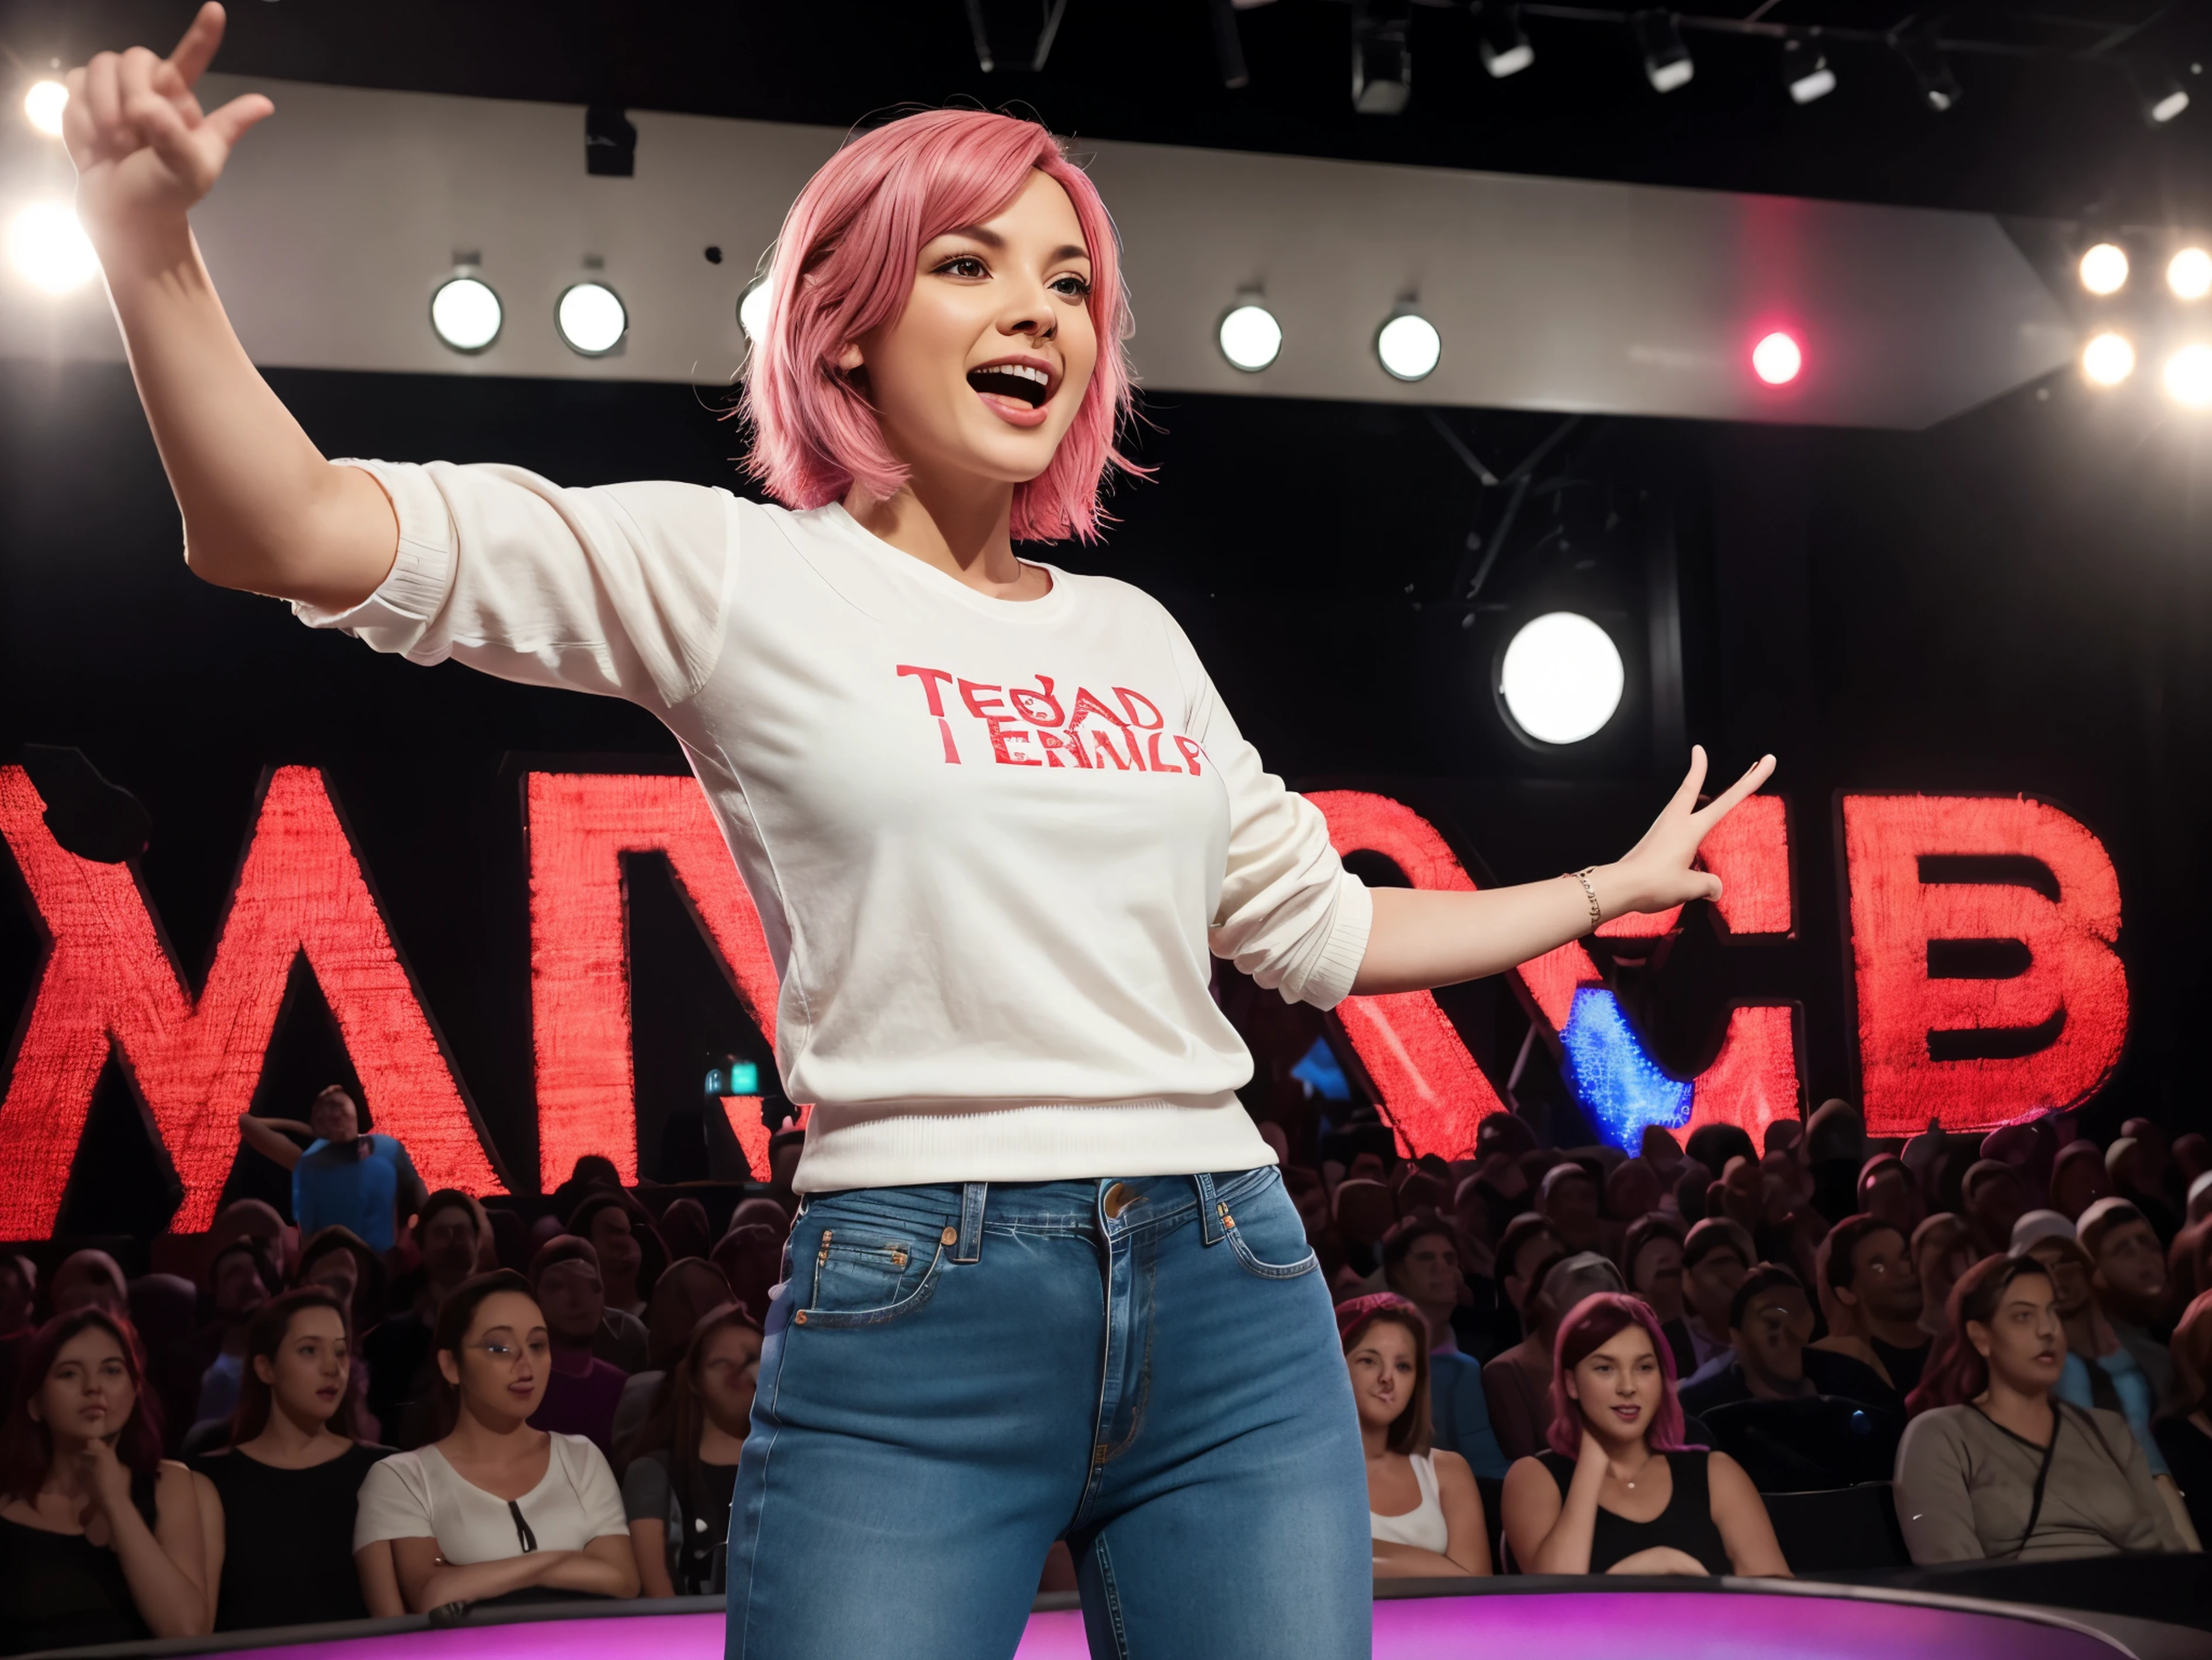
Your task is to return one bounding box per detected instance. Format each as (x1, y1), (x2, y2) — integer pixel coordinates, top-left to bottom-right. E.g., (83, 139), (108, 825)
(1501, 1292), (1787, 1576)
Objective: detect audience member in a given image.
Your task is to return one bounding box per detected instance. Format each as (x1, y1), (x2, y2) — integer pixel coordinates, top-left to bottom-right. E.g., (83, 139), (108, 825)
(548, 1155), (624, 1225)
(527, 1239), (629, 1457)
(1501, 1292), (1786, 1576)
(2079, 1199), (2175, 1371)
(2175, 1174), (2212, 1306)
(352, 1271), (638, 1613)
(1679, 1263), (1897, 1415)
(1620, 1215), (1695, 1378)
(237, 1088), (425, 1255)
(189, 1289), (392, 1630)
(49, 1250), (129, 1321)
(0, 1310), (208, 1649)
(1857, 1155), (1924, 1240)
(1484, 1253), (1625, 1462)
(711, 1225), (787, 1332)
(2108, 1138), (2179, 1243)
(181, 1240), (279, 1450)
(1962, 1161), (2028, 1259)
(612, 1258), (736, 1454)
(1639, 1125), (1686, 1187)
(1330, 1179), (1395, 1281)
(1539, 1163), (1605, 1254)
(294, 1226), (388, 1341)
(1338, 1295), (1489, 1578)
(655, 1199), (713, 1267)
(568, 1195), (653, 1322)
(2154, 1289), (2212, 1544)
(1896, 1253), (2185, 1561)
(1817, 1215), (1930, 1394)
(364, 1190), (492, 1448)
(1805, 1100), (1867, 1225)
(620, 1304), (762, 1596)
(2050, 1139), (2115, 1222)
(1378, 1220), (1506, 1478)
(1911, 1213), (1975, 1344)
(1490, 1215), (1563, 1357)
(1680, 1219), (1753, 1371)
(1982, 1119), (2056, 1215)
(1685, 1125), (1756, 1186)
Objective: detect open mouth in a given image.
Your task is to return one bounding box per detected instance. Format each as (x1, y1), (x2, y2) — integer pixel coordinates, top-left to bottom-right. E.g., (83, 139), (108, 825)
(967, 362), (1053, 409)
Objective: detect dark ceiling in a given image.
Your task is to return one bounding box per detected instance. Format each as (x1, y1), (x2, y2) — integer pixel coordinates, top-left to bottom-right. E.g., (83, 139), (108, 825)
(0, 1), (2206, 227)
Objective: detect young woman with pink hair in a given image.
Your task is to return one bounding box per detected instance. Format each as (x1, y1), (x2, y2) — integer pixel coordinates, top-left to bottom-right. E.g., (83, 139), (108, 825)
(69, 8), (1774, 1652)
(1501, 1292), (1788, 1576)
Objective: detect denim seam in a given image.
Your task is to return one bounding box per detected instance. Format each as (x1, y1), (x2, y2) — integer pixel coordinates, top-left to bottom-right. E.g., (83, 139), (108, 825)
(1091, 1534), (1131, 1660)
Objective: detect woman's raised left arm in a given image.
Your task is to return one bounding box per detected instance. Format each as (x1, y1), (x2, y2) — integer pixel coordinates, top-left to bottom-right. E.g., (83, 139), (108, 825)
(1350, 747), (1773, 995)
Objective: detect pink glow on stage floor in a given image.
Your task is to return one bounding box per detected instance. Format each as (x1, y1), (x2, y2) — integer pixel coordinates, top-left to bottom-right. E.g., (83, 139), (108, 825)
(206, 1592), (2121, 1660)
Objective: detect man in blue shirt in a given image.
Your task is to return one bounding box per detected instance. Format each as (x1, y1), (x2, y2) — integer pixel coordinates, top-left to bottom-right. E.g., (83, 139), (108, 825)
(238, 1085), (424, 1253)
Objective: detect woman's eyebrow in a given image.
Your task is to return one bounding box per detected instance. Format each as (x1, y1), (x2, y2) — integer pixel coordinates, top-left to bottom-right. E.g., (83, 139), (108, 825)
(936, 226), (1090, 266)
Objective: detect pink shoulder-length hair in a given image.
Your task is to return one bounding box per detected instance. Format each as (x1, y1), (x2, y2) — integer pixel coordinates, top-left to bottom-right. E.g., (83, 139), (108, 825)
(741, 108), (1140, 544)
(1546, 1291), (1697, 1458)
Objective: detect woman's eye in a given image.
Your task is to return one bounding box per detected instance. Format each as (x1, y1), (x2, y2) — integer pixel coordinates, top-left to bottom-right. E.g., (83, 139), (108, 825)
(1051, 275), (1090, 298)
(938, 255), (987, 279)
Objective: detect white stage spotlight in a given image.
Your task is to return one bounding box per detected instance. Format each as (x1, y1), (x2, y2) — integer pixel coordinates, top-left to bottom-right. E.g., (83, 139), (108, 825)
(23, 79), (67, 136)
(1376, 310), (1441, 382)
(2079, 242), (2128, 296)
(1499, 612), (1625, 745)
(1218, 299), (1282, 372)
(2169, 247), (2211, 302)
(429, 276), (502, 353)
(2081, 333), (2135, 386)
(557, 281), (627, 355)
(1752, 331), (1803, 385)
(6, 202), (99, 292)
(1478, 4), (1534, 78)
(738, 273), (776, 343)
(1634, 11), (1693, 94)
(1782, 39), (1834, 105)
(2165, 344), (2212, 409)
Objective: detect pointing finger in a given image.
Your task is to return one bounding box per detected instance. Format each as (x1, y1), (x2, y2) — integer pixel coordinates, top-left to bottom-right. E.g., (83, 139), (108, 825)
(167, 1), (229, 89)
(202, 92), (273, 149)
(1692, 753), (1776, 828)
(1664, 745), (1709, 818)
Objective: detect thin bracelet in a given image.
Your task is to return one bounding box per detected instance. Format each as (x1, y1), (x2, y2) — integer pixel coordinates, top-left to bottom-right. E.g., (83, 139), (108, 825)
(1564, 867), (1602, 932)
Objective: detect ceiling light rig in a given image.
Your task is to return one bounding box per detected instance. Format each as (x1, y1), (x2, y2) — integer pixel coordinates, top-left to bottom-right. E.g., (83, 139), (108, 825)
(1889, 24), (1962, 112)
(1352, 0), (1415, 115)
(1782, 36), (1834, 106)
(1477, 2), (1535, 78)
(1634, 11), (1694, 94)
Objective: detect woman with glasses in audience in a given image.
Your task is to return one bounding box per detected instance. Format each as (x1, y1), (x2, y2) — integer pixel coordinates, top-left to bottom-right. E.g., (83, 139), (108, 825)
(1896, 1253), (2186, 1562)
(352, 1271), (638, 1613)
(1339, 1294), (1491, 1579)
(1502, 1292), (1787, 1577)
(0, 1309), (209, 1651)
(621, 1303), (762, 1596)
(191, 1287), (392, 1630)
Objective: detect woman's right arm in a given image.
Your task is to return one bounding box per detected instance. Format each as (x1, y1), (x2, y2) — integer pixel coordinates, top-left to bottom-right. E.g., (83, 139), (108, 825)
(1504, 1435), (1606, 1575)
(66, 5), (398, 610)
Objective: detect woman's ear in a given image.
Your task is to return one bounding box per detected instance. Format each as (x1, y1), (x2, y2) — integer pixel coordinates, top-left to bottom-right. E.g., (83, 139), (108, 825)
(436, 1350), (462, 1389)
(253, 1354), (278, 1386)
(835, 341), (865, 372)
(1564, 1373), (1581, 1403)
(1964, 1319), (1994, 1361)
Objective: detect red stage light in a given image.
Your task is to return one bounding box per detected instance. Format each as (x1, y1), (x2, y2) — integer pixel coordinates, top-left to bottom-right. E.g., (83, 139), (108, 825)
(0, 766), (502, 1237)
(1843, 796), (2127, 1136)
(526, 774), (786, 1191)
(1753, 331), (1803, 385)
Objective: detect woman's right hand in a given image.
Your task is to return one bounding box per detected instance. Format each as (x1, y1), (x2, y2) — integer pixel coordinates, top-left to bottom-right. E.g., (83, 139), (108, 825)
(64, 4), (273, 253)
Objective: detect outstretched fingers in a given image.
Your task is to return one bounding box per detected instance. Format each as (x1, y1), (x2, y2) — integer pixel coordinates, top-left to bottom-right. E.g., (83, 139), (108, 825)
(165, 2), (230, 89)
(1663, 744), (1710, 819)
(1691, 753), (1776, 831)
(202, 92), (274, 149)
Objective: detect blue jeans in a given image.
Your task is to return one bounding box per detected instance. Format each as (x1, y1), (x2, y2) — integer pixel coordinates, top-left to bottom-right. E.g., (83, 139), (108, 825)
(724, 1166), (1370, 1660)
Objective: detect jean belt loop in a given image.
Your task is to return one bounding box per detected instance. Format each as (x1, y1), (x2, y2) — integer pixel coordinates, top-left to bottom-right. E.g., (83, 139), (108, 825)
(1194, 1170), (1225, 1245)
(953, 1181), (987, 1263)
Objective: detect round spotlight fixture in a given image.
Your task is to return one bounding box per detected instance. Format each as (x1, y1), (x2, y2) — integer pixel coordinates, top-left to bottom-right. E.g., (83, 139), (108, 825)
(23, 79), (67, 137)
(1217, 301), (1282, 373)
(1376, 310), (1441, 382)
(557, 281), (627, 356)
(738, 273), (776, 344)
(1498, 611), (1625, 746)
(429, 275), (502, 353)
(1751, 331), (1803, 386)
(2081, 332), (2135, 386)
(2165, 344), (2212, 409)
(2078, 242), (2129, 296)
(2169, 247), (2212, 302)
(6, 202), (98, 293)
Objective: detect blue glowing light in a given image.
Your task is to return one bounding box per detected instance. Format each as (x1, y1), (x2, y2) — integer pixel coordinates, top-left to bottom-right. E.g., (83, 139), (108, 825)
(1558, 987), (1693, 1149)
(1291, 1035), (1353, 1101)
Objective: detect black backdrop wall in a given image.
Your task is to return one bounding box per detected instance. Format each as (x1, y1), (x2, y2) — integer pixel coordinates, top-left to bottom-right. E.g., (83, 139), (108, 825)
(2, 357), (2206, 1235)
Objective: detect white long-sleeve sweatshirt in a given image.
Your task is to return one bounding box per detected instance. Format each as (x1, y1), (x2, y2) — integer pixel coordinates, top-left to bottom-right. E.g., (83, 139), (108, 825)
(297, 461), (1372, 1192)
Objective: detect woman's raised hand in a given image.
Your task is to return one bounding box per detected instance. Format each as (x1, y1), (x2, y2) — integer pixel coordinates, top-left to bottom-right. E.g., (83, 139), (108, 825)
(1600, 745), (1775, 919)
(64, 4), (272, 251)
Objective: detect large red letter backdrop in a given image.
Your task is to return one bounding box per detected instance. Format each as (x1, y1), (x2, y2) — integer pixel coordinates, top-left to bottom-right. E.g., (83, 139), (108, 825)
(1843, 795), (2127, 1136)
(0, 766), (502, 1236)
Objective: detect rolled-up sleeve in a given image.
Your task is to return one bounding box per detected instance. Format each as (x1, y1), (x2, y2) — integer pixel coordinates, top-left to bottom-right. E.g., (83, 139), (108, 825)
(292, 458), (735, 710)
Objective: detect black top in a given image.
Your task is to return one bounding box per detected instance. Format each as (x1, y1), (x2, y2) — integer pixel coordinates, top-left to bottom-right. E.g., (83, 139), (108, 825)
(0, 1469), (160, 1655)
(2152, 1416), (2212, 1544)
(1870, 1334), (1930, 1398)
(1535, 1449), (1732, 1575)
(191, 1443), (393, 1631)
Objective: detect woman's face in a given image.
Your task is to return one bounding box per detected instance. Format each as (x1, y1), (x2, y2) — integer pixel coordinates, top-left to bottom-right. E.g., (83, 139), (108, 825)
(257, 1305), (350, 1426)
(1346, 1319), (1420, 1433)
(441, 1291), (549, 1420)
(34, 1327), (135, 1446)
(694, 1323), (763, 1434)
(1968, 1272), (2065, 1393)
(838, 169), (1098, 496)
(1568, 1323), (1663, 1443)
(302, 1250), (360, 1308)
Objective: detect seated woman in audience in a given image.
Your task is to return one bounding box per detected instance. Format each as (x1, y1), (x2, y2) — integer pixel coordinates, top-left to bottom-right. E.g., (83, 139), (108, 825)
(1337, 1295), (1489, 1578)
(353, 1271), (638, 1612)
(1502, 1292), (1787, 1578)
(611, 1258), (735, 1456)
(191, 1288), (393, 1630)
(2154, 1289), (2212, 1544)
(621, 1303), (761, 1596)
(0, 1310), (208, 1651)
(1896, 1253), (2187, 1562)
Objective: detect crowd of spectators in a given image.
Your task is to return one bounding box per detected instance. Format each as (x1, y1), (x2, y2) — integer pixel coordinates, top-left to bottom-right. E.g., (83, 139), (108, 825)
(0, 1081), (2204, 1649)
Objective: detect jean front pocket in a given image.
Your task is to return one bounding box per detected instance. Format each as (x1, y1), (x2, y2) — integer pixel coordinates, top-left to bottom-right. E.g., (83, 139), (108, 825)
(1220, 1174), (1321, 1281)
(796, 1227), (947, 1328)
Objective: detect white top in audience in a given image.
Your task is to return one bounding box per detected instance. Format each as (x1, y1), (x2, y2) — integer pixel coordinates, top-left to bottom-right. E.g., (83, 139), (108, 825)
(352, 1435), (629, 1560)
(1368, 1451), (1450, 1554)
